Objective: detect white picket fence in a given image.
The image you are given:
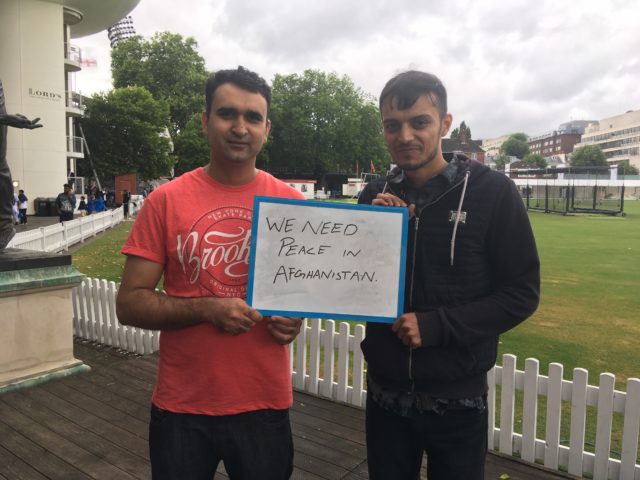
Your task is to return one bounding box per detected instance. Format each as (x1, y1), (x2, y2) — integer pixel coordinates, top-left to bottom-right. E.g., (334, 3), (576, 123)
(72, 277), (640, 480)
(6, 201), (143, 253)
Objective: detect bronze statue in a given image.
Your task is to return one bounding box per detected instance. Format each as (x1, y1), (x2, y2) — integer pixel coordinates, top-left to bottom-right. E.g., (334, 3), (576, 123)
(1, 79), (43, 249)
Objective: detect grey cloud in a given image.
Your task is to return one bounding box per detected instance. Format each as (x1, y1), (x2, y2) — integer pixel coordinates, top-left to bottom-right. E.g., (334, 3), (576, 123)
(212, 0), (442, 60)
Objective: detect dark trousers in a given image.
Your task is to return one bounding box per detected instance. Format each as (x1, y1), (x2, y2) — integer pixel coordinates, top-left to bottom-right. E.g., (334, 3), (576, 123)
(59, 211), (73, 223)
(366, 395), (488, 480)
(149, 404), (294, 480)
(18, 208), (27, 224)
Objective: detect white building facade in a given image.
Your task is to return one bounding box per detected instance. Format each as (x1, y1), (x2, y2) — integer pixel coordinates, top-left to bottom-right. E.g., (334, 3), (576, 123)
(0, 0), (139, 213)
(573, 109), (640, 170)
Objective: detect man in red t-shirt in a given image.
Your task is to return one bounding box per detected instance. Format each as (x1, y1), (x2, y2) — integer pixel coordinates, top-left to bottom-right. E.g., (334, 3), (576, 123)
(117, 67), (304, 480)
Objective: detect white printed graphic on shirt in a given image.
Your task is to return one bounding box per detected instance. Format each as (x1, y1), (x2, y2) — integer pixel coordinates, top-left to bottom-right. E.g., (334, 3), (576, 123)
(176, 206), (252, 297)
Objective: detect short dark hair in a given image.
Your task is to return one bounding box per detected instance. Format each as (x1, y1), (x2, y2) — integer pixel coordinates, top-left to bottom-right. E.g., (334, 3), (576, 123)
(379, 71), (447, 119)
(63, 183), (71, 188)
(205, 66), (271, 117)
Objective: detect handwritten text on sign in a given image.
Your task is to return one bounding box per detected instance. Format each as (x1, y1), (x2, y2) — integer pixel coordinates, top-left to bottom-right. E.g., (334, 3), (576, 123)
(247, 197), (408, 323)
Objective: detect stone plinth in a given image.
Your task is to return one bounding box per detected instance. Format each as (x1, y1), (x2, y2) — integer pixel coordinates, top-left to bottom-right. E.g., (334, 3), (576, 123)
(0, 248), (89, 393)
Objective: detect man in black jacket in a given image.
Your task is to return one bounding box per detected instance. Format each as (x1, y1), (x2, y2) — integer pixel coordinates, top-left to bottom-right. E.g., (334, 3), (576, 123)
(358, 71), (540, 480)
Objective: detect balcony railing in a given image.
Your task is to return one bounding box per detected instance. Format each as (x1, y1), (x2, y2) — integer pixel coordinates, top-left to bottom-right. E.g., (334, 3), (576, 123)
(65, 91), (83, 111)
(67, 135), (84, 155)
(64, 43), (82, 64)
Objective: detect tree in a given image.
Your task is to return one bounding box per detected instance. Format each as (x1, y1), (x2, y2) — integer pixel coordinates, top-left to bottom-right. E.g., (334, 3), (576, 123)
(450, 121), (472, 143)
(494, 154), (511, 171)
(265, 70), (390, 176)
(617, 162), (639, 175)
(500, 133), (529, 159)
(521, 153), (548, 168)
(173, 113), (209, 176)
(570, 145), (607, 167)
(111, 32), (208, 138)
(80, 87), (173, 181)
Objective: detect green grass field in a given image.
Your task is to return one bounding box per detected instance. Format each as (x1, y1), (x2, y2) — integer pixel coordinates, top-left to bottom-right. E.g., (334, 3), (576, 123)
(499, 201), (640, 387)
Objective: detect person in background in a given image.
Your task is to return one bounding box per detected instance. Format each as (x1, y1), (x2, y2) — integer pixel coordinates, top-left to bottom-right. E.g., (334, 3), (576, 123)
(358, 70), (540, 480)
(78, 195), (87, 217)
(93, 194), (105, 213)
(122, 190), (131, 218)
(55, 183), (76, 223)
(11, 191), (19, 225)
(86, 194), (95, 215)
(116, 66), (305, 480)
(17, 189), (27, 224)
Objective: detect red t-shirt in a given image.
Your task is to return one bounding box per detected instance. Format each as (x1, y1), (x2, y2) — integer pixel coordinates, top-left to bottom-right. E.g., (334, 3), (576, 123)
(122, 167), (304, 415)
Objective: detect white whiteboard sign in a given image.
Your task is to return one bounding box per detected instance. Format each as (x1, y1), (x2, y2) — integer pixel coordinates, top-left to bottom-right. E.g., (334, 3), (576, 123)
(247, 196), (408, 323)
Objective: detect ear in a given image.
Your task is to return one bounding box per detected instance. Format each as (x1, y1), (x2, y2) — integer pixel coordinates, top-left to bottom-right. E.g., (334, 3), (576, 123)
(263, 119), (271, 144)
(440, 113), (453, 137)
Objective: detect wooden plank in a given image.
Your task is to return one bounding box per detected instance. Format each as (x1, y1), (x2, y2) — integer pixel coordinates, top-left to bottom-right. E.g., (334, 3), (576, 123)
(59, 372), (151, 419)
(291, 400), (364, 433)
(41, 381), (149, 438)
(290, 467), (324, 480)
(307, 319), (322, 395)
(544, 362), (563, 469)
(321, 320), (335, 398)
(16, 387), (149, 459)
(289, 410), (365, 446)
(292, 391), (365, 431)
(0, 416), (89, 480)
(294, 318), (308, 390)
(336, 322), (350, 403)
(293, 450), (350, 480)
(620, 378), (640, 480)
(293, 434), (361, 470)
(499, 353), (516, 455)
(86, 359), (156, 396)
(0, 444), (48, 480)
(293, 422), (365, 459)
(3, 391), (151, 479)
(487, 365), (497, 450)
(593, 373), (615, 480)
(351, 324), (365, 408)
(0, 402), (132, 479)
(521, 357), (539, 462)
(568, 368), (588, 476)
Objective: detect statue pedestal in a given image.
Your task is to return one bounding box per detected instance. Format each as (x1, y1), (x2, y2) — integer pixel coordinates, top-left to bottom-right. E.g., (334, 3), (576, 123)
(0, 248), (89, 393)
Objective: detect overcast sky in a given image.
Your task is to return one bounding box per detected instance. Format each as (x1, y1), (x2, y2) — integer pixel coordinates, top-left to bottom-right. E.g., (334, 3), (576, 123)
(73, 0), (640, 140)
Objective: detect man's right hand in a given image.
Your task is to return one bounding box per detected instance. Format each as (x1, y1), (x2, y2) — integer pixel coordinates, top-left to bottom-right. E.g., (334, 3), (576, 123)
(206, 297), (263, 335)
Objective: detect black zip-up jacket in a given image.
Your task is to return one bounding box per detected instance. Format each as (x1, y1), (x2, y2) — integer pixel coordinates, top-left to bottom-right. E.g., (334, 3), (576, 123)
(358, 154), (540, 398)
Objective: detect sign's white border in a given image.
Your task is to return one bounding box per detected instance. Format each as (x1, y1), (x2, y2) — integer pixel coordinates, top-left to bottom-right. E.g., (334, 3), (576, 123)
(247, 196), (408, 323)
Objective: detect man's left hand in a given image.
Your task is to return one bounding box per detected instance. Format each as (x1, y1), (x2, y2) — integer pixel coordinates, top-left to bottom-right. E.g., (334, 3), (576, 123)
(392, 313), (422, 348)
(266, 316), (303, 344)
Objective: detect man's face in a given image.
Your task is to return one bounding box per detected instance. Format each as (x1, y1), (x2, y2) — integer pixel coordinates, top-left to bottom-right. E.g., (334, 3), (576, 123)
(381, 94), (452, 172)
(64, 186), (71, 194)
(202, 83), (271, 166)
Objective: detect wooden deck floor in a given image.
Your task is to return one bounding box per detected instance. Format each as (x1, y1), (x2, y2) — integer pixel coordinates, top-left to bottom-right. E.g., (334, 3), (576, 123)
(0, 340), (574, 480)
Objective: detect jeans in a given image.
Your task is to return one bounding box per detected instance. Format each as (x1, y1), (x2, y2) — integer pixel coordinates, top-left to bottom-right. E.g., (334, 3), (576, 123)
(366, 395), (488, 480)
(149, 404), (294, 480)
